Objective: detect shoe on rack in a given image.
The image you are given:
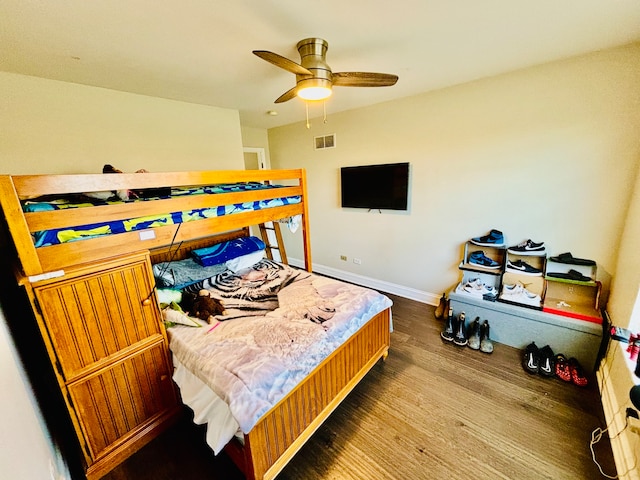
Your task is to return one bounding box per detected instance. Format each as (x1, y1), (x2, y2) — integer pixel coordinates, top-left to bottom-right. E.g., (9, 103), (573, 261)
(461, 278), (498, 299)
(522, 342), (539, 374)
(469, 251), (501, 269)
(546, 269), (592, 282)
(507, 239), (545, 255)
(555, 354), (572, 382)
(506, 259), (542, 276)
(453, 312), (468, 347)
(440, 309), (455, 342)
(500, 283), (542, 307)
(471, 229), (505, 247)
(479, 320), (494, 354)
(538, 345), (556, 377)
(568, 358), (588, 387)
(434, 293), (447, 320)
(467, 317), (481, 350)
(549, 252), (596, 266)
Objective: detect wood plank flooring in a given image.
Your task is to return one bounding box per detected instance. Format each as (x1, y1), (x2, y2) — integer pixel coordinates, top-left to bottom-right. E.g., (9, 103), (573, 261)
(102, 294), (616, 480)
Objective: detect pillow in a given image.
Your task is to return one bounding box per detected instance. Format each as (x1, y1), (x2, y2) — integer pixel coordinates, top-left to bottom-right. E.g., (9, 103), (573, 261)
(153, 258), (227, 289)
(191, 236), (266, 267)
(225, 249), (265, 273)
(156, 288), (182, 305)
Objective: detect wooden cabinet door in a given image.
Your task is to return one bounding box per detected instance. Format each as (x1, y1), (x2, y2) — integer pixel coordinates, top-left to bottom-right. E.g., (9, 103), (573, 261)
(35, 257), (163, 380)
(68, 341), (176, 462)
(33, 254), (180, 476)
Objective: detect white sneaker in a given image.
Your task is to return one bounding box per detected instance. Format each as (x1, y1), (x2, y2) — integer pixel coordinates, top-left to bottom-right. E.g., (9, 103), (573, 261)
(500, 283), (541, 307)
(462, 278), (498, 298)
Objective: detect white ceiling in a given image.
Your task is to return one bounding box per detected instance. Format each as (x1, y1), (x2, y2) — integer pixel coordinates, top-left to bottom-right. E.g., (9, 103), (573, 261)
(2, 1), (640, 129)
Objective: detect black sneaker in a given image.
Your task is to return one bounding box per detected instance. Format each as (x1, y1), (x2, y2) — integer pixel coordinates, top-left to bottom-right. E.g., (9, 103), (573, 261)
(538, 345), (556, 377)
(507, 239), (545, 255)
(470, 229), (505, 247)
(467, 317), (481, 350)
(469, 251), (501, 269)
(506, 259), (542, 276)
(440, 310), (455, 342)
(453, 312), (468, 346)
(522, 342), (539, 374)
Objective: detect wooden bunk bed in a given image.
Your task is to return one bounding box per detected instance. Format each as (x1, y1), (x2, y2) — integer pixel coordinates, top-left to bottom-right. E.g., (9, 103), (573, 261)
(0, 169), (391, 480)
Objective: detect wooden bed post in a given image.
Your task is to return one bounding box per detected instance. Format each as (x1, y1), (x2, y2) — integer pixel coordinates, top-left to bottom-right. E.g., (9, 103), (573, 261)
(300, 169), (312, 272)
(0, 175), (43, 275)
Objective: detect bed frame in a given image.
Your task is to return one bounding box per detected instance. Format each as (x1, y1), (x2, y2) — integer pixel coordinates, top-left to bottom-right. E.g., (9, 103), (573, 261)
(0, 169), (312, 278)
(0, 169), (391, 480)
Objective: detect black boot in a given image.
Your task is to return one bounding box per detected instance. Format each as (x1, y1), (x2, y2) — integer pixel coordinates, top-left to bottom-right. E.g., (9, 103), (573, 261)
(467, 317), (481, 350)
(453, 312), (467, 346)
(479, 320), (494, 354)
(440, 308), (455, 342)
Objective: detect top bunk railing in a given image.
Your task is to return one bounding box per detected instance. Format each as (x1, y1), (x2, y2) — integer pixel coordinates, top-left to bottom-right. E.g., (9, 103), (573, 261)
(0, 169), (311, 279)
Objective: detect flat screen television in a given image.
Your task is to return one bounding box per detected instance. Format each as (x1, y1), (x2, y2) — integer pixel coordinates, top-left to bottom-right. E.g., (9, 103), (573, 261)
(340, 162), (410, 211)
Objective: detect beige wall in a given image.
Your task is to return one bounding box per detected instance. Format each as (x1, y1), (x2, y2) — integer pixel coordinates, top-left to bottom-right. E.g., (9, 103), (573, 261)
(0, 306), (68, 479)
(269, 43), (640, 304)
(0, 71), (244, 174)
(269, 42), (640, 478)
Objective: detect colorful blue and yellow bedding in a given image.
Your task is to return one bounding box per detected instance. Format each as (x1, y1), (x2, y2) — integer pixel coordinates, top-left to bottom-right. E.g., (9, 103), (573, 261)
(22, 183), (301, 247)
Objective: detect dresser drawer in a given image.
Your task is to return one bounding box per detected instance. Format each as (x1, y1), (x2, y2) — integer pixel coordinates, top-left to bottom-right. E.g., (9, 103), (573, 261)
(35, 256), (162, 379)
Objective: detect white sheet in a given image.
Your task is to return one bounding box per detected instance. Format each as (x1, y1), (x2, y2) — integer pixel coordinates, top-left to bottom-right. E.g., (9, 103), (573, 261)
(172, 357), (241, 454)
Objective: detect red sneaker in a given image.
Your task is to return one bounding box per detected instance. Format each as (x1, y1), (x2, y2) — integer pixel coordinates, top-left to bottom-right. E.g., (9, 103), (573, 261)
(569, 358), (588, 387)
(555, 354), (571, 382)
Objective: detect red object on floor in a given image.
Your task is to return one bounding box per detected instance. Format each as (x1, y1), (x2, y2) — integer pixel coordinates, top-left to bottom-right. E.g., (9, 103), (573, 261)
(555, 354), (572, 382)
(569, 358), (588, 387)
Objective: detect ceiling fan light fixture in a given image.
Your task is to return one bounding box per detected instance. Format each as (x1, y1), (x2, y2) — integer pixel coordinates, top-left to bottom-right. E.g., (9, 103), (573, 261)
(297, 77), (332, 101)
(297, 85), (332, 101)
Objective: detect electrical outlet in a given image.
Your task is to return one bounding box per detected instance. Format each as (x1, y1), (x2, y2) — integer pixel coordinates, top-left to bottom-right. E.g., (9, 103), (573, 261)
(353, 258), (362, 265)
(340, 255), (347, 261)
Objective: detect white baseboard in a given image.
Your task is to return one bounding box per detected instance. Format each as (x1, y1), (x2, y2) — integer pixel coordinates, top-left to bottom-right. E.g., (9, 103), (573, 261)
(288, 257), (440, 306)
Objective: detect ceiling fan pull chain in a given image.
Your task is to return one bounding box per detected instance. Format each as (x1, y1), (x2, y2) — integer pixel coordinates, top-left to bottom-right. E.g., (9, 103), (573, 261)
(306, 103), (310, 129)
(323, 101), (327, 124)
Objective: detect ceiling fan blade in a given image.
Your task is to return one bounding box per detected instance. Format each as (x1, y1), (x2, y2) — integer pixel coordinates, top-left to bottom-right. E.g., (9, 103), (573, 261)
(253, 50), (312, 76)
(332, 72), (399, 87)
(274, 86), (298, 103)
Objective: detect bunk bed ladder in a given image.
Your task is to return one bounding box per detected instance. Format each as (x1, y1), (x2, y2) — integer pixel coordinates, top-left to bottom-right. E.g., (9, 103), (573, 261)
(258, 222), (288, 264)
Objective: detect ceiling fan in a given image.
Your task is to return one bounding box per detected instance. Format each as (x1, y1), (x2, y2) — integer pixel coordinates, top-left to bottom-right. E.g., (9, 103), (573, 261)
(253, 38), (399, 103)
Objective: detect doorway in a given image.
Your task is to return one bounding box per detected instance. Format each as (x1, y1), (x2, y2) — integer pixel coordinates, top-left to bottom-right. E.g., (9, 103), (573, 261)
(243, 147), (266, 170)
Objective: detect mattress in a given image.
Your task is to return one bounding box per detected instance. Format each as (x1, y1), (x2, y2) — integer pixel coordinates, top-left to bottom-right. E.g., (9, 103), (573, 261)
(22, 183), (301, 247)
(165, 259), (393, 441)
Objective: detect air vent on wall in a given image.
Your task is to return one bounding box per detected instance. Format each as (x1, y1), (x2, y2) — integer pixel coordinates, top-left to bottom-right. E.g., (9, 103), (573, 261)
(314, 134), (336, 150)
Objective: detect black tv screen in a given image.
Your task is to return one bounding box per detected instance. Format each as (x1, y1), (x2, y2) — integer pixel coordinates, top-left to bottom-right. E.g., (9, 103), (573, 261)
(340, 162), (410, 211)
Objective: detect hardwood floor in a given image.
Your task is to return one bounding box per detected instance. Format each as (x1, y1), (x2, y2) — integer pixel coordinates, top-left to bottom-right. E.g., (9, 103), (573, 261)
(103, 294), (616, 480)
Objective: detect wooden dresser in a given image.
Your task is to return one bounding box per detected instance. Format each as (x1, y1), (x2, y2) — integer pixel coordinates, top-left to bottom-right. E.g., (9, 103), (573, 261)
(19, 251), (180, 479)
